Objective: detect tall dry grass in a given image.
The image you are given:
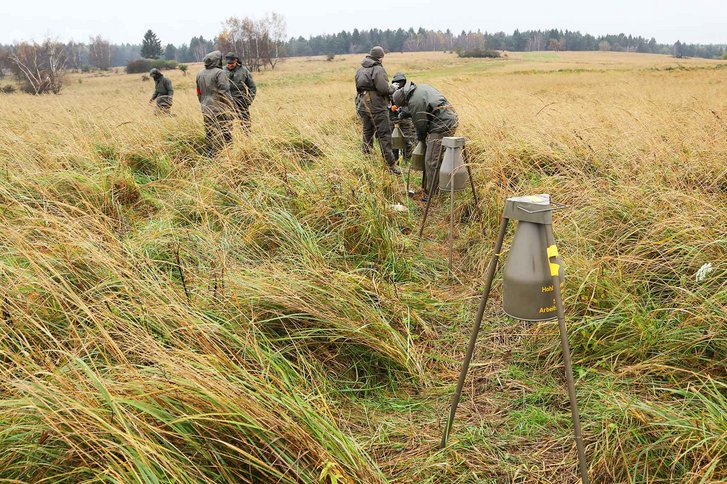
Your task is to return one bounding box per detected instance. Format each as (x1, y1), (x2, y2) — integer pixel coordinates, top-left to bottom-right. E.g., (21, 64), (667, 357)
(0, 51), (725, 482)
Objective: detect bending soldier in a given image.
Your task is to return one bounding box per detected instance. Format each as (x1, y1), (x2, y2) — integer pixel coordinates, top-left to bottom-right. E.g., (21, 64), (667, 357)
(392, 81), (458, 201)
(149, 68), (173, 114)
(355, 46), (400, 174)
(224, 52), (257, 132)
(196, 51), (235, 155)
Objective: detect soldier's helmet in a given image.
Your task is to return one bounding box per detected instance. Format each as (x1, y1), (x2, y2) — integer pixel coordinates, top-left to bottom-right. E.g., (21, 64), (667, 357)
(392, 72), (407, 83)
(149, 68), (162, 77)
(224, 52), (239, 61)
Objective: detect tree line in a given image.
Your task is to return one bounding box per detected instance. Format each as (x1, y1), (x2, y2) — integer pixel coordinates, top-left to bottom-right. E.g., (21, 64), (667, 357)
(0, 36), (217, 72)
(1, 21), (725, 94)
(2, 25), (724, 71)
(285, 28), (725, 59)
(2, 26), (724, 74)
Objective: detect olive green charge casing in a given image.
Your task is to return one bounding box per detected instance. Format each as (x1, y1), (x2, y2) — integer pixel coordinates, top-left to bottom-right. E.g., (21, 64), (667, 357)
(410, 141), (426, 171)
(438, 136), (468, 192)
(501, 195), (564, 321)
(391, 124), (406, 150)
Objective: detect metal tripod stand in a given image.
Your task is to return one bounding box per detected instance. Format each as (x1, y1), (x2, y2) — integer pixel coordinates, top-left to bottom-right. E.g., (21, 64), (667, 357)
(439, 198), (590, 484)
(418, 142), (483, 272)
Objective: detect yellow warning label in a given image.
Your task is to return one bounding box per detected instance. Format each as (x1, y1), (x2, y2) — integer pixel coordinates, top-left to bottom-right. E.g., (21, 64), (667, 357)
(539, 305), (557, 313)
(541, 285), (554, 293)
(547, 245), (558, 258)
(547, 245), (560, 276)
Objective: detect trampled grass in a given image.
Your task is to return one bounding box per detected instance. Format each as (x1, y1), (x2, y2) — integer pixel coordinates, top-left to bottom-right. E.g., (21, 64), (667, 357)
(0, 51), (725, 482)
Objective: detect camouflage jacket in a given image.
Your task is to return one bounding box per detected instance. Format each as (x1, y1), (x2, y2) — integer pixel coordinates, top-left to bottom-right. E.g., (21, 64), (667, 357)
(355, 56), (393, 113)
(196, 51), (234, 115)
(226, 64), (256, 104)
(151, 76), (173, 102)
(395, 82), (458, 141)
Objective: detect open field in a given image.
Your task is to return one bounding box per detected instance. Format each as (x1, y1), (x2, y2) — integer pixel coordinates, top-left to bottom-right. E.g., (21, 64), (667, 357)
(0, 51), (725, 482)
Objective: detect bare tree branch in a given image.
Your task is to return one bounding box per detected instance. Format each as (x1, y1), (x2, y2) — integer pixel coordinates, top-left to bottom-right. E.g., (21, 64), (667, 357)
(8, 39), (66, 95)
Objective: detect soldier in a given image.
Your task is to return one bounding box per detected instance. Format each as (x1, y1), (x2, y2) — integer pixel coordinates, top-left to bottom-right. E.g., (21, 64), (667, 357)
(392, 81), (458, 201)
(196, 51), (235, 155)
(355, 46), (400, 174)
(224, 52), (257, 132)
(148, 68), (173, 114)
(389, 71), (415, 162)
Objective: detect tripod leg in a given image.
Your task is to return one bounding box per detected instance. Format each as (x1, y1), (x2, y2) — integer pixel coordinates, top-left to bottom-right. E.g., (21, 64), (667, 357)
(406, 164), (412, 196)
(466, 165), (482, 220)
(449, 170), (455, 274)
(440, 216), (509, 449)
(463, 148), (483, 220)
(418, 141), (445, 238)
(544, 224), (590, 484)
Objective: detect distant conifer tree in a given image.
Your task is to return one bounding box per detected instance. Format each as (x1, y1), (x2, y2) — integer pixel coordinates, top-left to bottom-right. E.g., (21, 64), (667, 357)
(141, 30), (162, 59)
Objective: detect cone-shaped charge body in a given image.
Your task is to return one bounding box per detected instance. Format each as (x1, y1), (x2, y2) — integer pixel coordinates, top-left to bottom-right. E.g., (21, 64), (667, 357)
(410, 141), (426, 171)
(439, 137), (468, 192)
(392, 125), (406, 149)
(502, 221), (564, 321)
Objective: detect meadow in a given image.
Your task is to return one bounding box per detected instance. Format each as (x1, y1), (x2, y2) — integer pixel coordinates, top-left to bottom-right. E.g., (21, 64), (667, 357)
(0, 50), (725, 482)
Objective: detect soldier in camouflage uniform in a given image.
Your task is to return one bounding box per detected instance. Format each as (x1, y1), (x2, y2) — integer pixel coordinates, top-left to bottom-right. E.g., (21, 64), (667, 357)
(389, 71), (415, 161)
(196, 51), (235, 155)
(149, 68), (173, 114)
(224, 52), (257, 132)
(355, 46), (400, 174)
(392, 81), (458, 200)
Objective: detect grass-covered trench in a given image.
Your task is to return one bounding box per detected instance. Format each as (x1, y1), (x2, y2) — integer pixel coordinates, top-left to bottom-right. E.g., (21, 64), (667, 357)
(0, 51), (725, 482)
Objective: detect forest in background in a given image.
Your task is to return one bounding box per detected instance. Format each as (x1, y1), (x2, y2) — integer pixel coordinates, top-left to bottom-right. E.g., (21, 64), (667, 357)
(1, 23), (725, 73)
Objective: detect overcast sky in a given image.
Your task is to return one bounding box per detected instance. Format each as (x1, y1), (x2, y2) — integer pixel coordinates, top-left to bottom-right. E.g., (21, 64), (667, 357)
(1, 0), (725, 46)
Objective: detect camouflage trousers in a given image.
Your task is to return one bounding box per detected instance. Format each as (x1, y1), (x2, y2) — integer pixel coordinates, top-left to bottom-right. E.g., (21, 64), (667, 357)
(391, 117), (415, 161)
(232, 97), (251, 132)
(155, 96), (173, 115)
(423, 127), (457, 193)
(357, 104), (395, 166)
(203, 112), (233, 155)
